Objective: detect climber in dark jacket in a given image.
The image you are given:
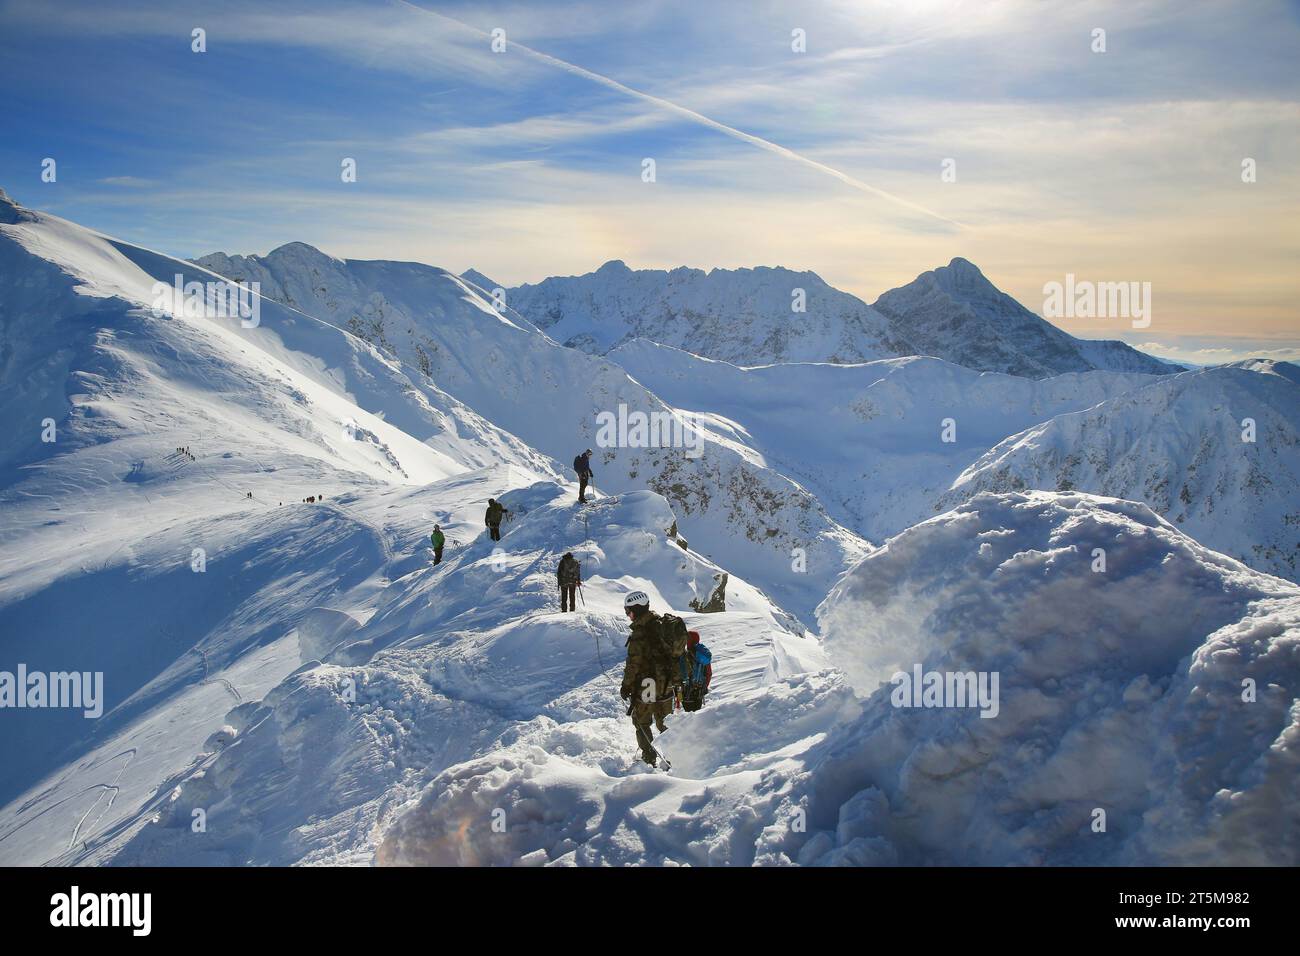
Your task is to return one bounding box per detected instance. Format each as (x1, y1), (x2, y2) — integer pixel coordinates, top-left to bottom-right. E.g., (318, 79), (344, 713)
(557, 552), (581, 611)
(485, 498), (510, 541)
(574, 449), (594, 503)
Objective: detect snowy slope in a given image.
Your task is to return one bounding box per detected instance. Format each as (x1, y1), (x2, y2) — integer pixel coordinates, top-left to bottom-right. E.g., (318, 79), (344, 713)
(873, 258), (1178, 378)
(60, 485), (821, 866)
(0, 195), (835, 865)
(377, 492), (1300, 866)
(0, 192), (557, 862)
(195, 245), (869, 623)
(500, 260), (913, 365)
(942, 364), (1300, 582)
(608, 340), (1156, 540)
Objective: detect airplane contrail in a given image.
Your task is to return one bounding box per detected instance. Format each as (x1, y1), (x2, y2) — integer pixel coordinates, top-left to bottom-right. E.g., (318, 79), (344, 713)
(395, 0), (962, 228)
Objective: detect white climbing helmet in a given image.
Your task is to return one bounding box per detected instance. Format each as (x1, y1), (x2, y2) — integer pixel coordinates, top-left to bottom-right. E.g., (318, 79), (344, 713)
(623, 590), (650, 611)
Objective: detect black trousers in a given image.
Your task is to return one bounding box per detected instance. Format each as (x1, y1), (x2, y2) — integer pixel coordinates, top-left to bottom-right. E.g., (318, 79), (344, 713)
(578, 474), (589, 501)
(488, 523), (501, 541)
(433, 547), (443, 565)
(560, 583), (577, 611)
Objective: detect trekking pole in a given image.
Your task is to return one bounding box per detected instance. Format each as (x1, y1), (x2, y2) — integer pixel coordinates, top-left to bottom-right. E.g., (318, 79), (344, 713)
(578, 581), (586, 607)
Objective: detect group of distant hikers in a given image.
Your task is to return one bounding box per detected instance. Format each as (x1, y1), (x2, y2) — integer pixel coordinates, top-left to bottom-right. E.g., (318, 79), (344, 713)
(426, 446), (713, 766)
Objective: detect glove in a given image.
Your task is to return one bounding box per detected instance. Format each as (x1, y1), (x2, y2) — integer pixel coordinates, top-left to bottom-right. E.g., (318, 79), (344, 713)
(619, 686), (632, 701)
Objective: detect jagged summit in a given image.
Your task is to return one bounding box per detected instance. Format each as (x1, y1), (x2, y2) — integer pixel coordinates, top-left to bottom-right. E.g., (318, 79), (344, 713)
(932, 256), (1001, 295)
(503, 255), (1179, 377)
(872, 260), (1179, 378)
(504, 260), (908, 365)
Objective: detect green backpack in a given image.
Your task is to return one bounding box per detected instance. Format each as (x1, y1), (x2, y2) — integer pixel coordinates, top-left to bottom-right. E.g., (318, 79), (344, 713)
(658, 614), (689, 675)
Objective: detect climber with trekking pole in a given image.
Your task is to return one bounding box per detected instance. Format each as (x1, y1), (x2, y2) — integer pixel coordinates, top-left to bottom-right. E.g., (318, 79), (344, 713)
(619, 590), (689, 768)
(485, 497), (510, 541)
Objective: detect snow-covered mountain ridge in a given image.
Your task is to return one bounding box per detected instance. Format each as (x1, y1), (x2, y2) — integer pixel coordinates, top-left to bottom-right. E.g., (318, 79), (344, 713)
(941, 362), (1300, 581)
(194, 242), (869, 623)
(498, 256), (1179, 377)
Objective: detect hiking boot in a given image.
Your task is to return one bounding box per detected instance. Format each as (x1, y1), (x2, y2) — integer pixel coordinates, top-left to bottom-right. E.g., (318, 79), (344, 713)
(641, 750), (657, 767)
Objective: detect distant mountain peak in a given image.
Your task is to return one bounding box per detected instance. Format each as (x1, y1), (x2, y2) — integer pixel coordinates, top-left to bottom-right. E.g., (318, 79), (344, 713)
(266, 240), (335, 262)
(1223, 357), (1300, 387)
(460, 268), (500, 291)
(873, 260), (1180, 379)
(926, 256), (1001, 300)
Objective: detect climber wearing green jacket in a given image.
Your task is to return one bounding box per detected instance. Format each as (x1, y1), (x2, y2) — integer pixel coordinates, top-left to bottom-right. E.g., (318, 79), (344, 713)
(485, 498), (510, 542)
(430, 524), (445, 564)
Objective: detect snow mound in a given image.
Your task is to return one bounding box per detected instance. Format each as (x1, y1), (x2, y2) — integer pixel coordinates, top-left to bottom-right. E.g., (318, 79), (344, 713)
(806, 491), (1300, 865)
(375, 669), (855, 867)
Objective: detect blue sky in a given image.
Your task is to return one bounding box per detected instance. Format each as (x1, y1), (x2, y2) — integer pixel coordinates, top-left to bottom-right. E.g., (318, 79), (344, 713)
(2, 0), (1298, 359)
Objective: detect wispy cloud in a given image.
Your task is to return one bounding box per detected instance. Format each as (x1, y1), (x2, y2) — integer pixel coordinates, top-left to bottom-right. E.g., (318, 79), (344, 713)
(1130, 338), (1300, 365)
(395, 0), (963, 227)
(97, 176), (154, 187)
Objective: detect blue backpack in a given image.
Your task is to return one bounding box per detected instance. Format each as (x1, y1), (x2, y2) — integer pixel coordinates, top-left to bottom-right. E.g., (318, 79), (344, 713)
(683, 643), (711, 685)
(679, 640), (711, 712)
